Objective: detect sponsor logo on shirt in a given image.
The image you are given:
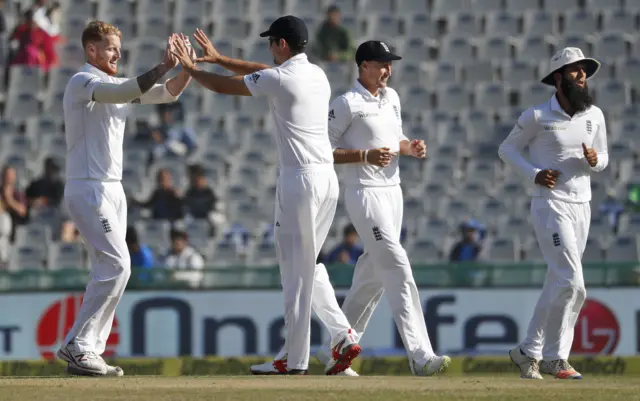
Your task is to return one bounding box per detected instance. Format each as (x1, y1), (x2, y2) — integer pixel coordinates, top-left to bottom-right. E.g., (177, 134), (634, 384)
(358, 112), (380, 118)
(543, 124), (567, 131)
(250, 73), (260, 84)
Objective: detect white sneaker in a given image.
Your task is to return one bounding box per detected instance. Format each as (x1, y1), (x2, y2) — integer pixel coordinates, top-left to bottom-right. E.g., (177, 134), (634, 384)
(412, 356), (451, 376)
(316, 347), (359, 376)
(540, 359), (582, 380)
(250, 358), (290, 375)
(57, 343), (107, 376)
(509, 347), (543, 380)
(325, 329), (362, 376)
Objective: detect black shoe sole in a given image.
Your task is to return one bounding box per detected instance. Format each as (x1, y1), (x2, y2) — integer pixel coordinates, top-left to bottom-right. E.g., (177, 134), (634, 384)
(65, 365), (106, 377)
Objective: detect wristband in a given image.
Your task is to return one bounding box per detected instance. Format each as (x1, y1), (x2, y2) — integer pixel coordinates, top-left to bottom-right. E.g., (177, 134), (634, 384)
(363, 149), (369, 164)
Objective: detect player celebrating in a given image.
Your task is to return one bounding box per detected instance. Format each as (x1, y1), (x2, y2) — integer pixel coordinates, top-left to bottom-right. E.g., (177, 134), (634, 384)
(312, 41), (450, 376)
(57, 22), (194, 376)
(499, 47), (608, 380)
(170, 16), (361, 375)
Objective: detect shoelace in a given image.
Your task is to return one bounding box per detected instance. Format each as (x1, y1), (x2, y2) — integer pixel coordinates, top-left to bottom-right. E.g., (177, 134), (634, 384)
(552, 360), (572, 371)
(83, 351), (101, 361)
(527, 359), (540, 375)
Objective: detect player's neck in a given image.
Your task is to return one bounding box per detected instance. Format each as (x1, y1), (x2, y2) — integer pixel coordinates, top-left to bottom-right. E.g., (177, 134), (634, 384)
(357, 78), (379, 97)
(555, 91), (576, 117)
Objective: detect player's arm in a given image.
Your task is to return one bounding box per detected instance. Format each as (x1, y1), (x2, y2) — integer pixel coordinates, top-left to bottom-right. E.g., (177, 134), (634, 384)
(69, 63), (172, 105)
(498, 109), (541, 182)
(329, 96), (359, 163)
(193, 28), (270, 75)
(587, 112), (609, 172)
(133, 70), (191, 104)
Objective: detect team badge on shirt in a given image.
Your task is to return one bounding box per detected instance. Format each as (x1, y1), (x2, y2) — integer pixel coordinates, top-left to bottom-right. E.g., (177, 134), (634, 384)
(328, 109), (335, 121)
(250, 73), (260, 84)
(586, 120), (592, 134)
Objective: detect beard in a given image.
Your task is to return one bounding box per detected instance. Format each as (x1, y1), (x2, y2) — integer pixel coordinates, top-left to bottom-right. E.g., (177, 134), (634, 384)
(560, 76), (593, 113)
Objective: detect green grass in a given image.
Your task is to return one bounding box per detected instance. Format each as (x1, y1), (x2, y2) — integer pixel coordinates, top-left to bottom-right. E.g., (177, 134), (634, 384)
(1, 376), (639, 401)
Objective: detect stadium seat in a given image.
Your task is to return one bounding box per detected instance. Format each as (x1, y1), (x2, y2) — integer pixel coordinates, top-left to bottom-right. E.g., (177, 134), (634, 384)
(212, 0), (245, 17)
(563, 10), (598, 36)
(617, 58), (640, 88)
(448, 12), (480, 36)
(594, 33), (629, 61)
(471, 0), (503, 14)
(522, 10), (557, 36)
(400, 37), (430, 64)
(432, 0), (470, 18)
(463, 61), (495, 85)
(501, 60), (537, 87)
(439, 36), (474, 64)
(48, 243), (86, 271)
(210, 241), (243, 268)
(437, 84), (471, 110)
(407, 239), (442, 263)
(485, 12), (520, 37)
(9, 246), (47, 271)
(515, 35), (552, 62)
(543, 0), (579, 13)
(405, 14), (437, 38)
(519, 82), (553, 107)
(98, 0), (132, 20)
(359, 0), (394, 14)
(486, 237), (520, 262)
(605, 235), (640, 262)
(249, 242), (277, 266)
(596, 80), (629, 109)
(396, 0), (429, 15)
(584, 238), (605, 262)
(601, 9), (636, 35)
(476, 83), (509, 110)
(62, 0), (93, 18)
(586, 0), (622, 9)
(506, 0), (540, 13)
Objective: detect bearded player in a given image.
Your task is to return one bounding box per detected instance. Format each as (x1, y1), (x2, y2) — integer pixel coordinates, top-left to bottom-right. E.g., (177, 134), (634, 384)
(499, 47), (608, 380)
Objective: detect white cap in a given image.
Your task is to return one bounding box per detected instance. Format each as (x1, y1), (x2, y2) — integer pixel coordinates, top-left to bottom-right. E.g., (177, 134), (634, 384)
(541, 47), (600, 86)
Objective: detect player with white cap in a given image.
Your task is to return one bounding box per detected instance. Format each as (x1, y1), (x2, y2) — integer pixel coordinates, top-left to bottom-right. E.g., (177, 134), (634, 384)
(170, 16), (361, 375)
(499, 47), (608, 380)
(57, 21), (194, 376)
(311, 40), (450, 377)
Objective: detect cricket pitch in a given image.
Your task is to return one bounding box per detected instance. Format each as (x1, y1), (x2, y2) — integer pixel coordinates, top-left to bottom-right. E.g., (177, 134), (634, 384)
(1, 376), (639, 401)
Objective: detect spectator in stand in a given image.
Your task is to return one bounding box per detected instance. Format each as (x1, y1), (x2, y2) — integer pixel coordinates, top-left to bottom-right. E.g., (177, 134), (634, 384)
(7, 10), (52, 70)
(449, 220), (483, 262)
(313, 4), (354, 62)
(164, 226), (204, 288)
(325, 224), (363, 265)
(150, 104), (198, 164)
(125, 226), (155, 282)
(600, 190), (624, 234)
(138, 169), (184, 222)
(26, 157), (64, 211)
(0, 198), (12, 268)
(0, 165), (27, 234)
(183, 164), (217, 220)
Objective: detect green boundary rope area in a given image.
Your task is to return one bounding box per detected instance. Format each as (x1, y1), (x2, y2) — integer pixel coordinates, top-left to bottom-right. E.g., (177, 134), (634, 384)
(0, 356), (634, 377)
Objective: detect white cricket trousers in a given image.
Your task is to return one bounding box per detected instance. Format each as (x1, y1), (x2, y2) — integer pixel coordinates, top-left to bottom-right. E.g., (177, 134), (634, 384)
(521, 197), (590, 361)
(329, 184), (435, 366)
(62, 180), (131, 355)
(275, 165), (353, 370)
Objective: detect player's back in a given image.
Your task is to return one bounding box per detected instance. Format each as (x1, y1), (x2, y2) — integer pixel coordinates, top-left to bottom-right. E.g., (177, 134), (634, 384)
(270, 55), (334, 168)
(63, 64), (129, 182)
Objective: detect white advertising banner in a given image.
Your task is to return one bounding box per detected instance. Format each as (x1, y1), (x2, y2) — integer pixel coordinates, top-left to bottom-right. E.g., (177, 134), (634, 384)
(0, 289), (638, 360)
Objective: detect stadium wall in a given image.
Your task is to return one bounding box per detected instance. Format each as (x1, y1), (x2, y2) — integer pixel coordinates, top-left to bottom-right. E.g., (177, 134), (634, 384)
(0, 289), (636, 361)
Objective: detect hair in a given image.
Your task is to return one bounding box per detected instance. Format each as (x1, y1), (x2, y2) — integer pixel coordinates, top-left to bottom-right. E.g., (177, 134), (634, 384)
(343, 224), (357, 238)
(125, 226), (139, 245)
(81, 21), (122, 49)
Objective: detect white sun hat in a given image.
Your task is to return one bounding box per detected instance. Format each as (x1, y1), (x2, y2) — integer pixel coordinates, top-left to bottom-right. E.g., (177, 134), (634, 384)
(541, 47), (601, 86)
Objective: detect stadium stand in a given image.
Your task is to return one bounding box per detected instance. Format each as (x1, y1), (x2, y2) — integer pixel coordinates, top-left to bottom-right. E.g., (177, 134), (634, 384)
(0, 0), (638, 282)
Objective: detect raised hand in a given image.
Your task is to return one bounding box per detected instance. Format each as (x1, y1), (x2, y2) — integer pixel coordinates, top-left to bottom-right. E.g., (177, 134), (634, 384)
(366, 147), (397, 167)
(170, 36), (196, 70)
(163, 34), (179, 69)
(582, 143), (598, 167)
(180, 33), (197, 61)
(193, 28), (221, 64)
(410, 139), (427, 158)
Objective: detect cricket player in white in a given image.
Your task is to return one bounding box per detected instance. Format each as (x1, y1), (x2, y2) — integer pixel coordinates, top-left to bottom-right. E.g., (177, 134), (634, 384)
(56, 21), (195, 376)
(499, 47), (608, 380)
(312, 41), (450, 376)
(170, 16), (361, 375)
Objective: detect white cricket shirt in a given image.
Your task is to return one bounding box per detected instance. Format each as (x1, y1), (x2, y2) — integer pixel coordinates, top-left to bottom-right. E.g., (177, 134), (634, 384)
(498, 94), (608, 203)
(328, 80), (408, 187)
(63, 63), (130, 182)
(243, 54), (334, 170)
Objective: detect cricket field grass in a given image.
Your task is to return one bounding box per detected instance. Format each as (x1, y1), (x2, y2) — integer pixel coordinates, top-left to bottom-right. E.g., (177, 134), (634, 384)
(1, 376), (640, 401)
